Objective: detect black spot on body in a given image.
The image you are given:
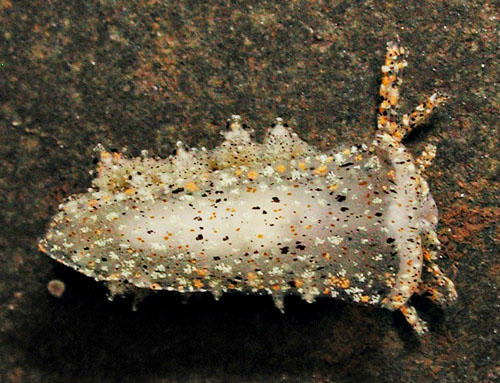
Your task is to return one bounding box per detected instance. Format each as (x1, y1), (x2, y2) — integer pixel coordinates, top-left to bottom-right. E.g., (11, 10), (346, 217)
(336, 195), (347, 202)
(339, 162), (354, 168)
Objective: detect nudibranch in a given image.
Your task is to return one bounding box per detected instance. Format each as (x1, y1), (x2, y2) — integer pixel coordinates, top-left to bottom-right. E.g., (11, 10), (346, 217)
(39, 42), (457, 334)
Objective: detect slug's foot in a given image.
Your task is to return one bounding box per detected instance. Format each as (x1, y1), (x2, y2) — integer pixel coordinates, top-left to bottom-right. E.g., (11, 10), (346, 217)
(419, 261), (458, 308)
(378, 41), (407, 135)
(399, 303), (429, 336)
(393, 246), (456, 335)
(378, 42), (449, 142)
(416, 144), (437, 174)
(400, 92), (449, 139)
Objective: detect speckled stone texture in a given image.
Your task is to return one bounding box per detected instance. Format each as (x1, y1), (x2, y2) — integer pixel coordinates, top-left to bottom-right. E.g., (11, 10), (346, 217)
(1, 1), (498, 382)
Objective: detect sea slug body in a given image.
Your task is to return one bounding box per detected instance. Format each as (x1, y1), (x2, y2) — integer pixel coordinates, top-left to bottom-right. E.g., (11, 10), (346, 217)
(39, 42), (457, 335)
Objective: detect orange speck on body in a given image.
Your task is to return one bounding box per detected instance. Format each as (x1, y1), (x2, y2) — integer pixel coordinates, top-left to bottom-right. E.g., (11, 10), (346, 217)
(247, 272), (258, 281)
(195, 269), (207, 277)
(313, 165), (327, 176)
(150, 283), (161, 290)
(392, 294), (403, 302)
(185, 181), (198, 192)
(247, 170), (258, 180)
(100, 151), (111, 159)
(423, 250), (432, 262)
(329, 276), (350, 289)
(275, 164), (286, 173)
